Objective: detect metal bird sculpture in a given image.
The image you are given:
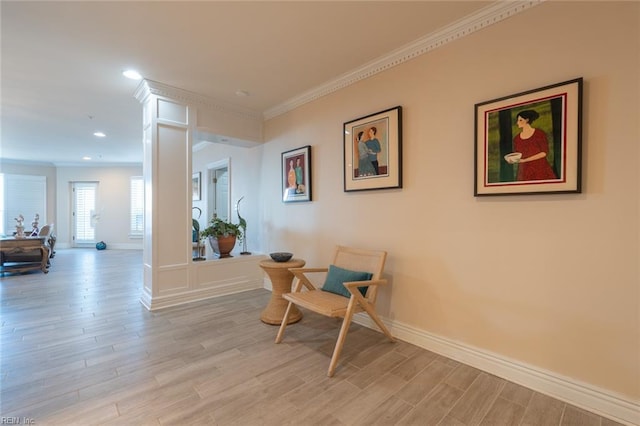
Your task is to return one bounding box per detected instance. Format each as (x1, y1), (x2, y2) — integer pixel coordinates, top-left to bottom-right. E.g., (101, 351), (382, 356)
(236, 197), (250, 254)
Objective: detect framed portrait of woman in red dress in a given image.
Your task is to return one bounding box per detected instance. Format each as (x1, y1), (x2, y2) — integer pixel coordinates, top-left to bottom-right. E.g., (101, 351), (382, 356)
(474, 78), (583, 196)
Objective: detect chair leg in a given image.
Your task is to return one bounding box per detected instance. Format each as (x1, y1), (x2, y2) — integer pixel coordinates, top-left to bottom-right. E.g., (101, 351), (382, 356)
(275, 301), (294, 343)
(327, 299), (357, 377)
(361, 302), (395, 342)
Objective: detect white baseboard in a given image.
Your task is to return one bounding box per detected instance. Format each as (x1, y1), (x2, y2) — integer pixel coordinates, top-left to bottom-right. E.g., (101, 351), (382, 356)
(55, 243), (142, 250)
(353, 313), (639, 426)
(140, 279), (262, 311)
(101, 243), (143, 250)
(263, 277), (273, 291)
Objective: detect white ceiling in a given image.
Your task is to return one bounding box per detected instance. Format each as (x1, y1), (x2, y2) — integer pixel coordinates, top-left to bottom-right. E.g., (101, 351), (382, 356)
(1, 1), (505, 166)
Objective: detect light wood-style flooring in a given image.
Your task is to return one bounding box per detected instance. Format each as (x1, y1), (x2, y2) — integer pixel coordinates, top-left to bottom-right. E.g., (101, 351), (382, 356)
(1, 249), (622, 425)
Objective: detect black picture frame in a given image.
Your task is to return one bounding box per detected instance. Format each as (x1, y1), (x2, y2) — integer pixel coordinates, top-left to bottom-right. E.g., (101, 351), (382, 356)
(282, 145), (312, 203)
(474, 78), (583, 196)
(343, 106), (402, 192)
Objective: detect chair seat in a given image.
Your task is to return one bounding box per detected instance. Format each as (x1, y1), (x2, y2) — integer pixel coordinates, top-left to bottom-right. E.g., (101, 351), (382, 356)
(283, 290), (360, 318)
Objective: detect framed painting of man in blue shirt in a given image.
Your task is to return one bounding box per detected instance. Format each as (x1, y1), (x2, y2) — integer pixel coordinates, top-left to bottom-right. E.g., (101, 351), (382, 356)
(282, 145), (312, 203)
(343, 106), (402, 192)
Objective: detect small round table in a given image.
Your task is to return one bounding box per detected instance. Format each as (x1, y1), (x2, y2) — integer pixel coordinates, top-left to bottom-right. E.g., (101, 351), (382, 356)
(259, 258), (305, 325)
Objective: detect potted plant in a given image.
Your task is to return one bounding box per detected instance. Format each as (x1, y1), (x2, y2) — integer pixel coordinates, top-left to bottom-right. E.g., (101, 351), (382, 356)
(200, 217), (243, 258)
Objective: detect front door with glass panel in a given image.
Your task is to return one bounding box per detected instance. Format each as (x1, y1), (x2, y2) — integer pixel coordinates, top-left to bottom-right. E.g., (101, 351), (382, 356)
(72, 182), (98, 247)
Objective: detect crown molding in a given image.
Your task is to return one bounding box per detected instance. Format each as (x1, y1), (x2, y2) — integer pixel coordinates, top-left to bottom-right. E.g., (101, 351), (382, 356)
(134, 79), (262, 122)
(264, 0), (542, 120)
(52, 162), (142, 168)
(0, 158), (57, 168)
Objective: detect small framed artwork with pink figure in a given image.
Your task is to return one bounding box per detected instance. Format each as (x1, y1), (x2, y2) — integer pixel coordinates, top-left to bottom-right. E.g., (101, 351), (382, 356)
(282, 145), (312, 203)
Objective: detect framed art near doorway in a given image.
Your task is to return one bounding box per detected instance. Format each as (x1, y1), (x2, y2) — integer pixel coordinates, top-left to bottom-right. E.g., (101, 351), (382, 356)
(282, 145), (312, 203)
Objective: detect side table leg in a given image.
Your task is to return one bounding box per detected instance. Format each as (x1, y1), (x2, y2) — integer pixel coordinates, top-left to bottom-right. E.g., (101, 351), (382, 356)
(261, 293), (302, 325)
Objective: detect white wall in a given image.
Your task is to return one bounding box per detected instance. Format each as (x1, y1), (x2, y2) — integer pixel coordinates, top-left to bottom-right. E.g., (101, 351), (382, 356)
(0, 160), (57, 227)
(56, 165), (143, 249)
(192, 142), (264, 256)
(259, 0), (639, 408)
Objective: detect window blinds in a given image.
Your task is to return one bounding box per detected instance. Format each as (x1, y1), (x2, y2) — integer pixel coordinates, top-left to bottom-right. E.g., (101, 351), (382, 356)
(130, 176), (144, 237)
(1, 174), (47, 235)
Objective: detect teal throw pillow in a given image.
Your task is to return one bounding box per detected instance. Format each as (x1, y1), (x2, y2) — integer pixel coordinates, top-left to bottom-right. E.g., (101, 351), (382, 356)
(321, 264), (372, 298)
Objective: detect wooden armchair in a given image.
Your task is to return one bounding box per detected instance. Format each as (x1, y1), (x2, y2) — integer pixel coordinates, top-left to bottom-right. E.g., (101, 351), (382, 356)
(275, 245), (395, 377)
(38, 224), (56, 258)
(0, 236), (50, 274)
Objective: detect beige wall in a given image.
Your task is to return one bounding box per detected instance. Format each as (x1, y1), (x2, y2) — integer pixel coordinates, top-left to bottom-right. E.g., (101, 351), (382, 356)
(260, 1), (639, 401)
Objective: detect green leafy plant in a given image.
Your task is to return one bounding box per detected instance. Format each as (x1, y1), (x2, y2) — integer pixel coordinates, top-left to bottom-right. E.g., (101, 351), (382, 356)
(200, 217), (243, 241)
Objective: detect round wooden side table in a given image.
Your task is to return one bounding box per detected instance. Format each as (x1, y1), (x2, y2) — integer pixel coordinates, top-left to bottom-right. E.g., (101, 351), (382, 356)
(259, 258), (305, 325)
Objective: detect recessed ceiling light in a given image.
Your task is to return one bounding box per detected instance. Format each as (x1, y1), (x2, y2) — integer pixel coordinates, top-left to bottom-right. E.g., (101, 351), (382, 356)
(93, 132), (106, 137)
(82, 156), (92, 161)
(122, 69), (142, 80)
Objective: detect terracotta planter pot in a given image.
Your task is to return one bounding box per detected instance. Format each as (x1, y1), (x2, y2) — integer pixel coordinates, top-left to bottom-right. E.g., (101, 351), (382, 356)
(208, 235), (236, 258)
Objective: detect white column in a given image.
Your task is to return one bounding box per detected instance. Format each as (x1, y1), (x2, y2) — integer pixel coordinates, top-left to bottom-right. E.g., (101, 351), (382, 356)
(134, 80), (266, 311)
(135, 81), (193, 309)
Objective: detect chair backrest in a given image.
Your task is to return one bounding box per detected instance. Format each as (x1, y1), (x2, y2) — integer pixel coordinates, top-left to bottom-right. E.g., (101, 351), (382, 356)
(38, 224), (53, 237)
(332, 245), (387, 303)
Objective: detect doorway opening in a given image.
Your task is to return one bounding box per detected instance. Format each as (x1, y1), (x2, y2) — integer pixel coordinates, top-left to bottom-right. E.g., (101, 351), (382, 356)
(71, 181), (98, 247)
(207, 159), (230, 223)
